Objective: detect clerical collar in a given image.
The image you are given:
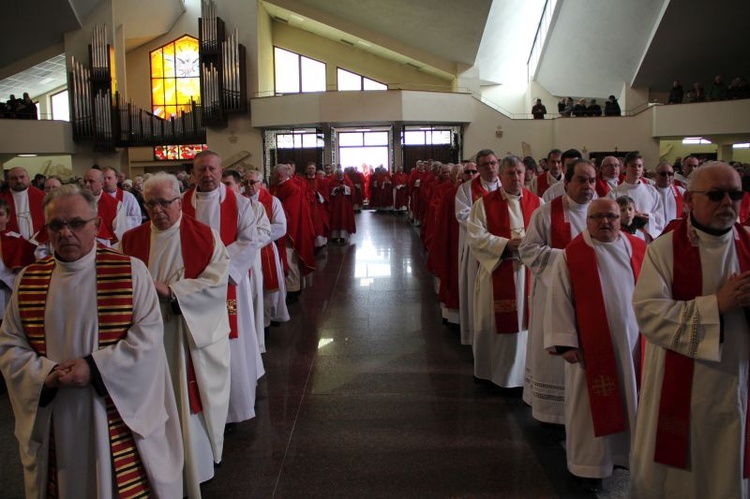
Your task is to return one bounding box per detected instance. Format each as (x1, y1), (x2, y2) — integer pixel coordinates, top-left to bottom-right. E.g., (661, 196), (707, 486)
(690, 213), (733, 236)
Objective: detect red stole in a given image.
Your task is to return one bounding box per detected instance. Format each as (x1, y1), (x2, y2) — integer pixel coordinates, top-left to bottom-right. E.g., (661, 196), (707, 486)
(0, 230), (36, 270)
(257, 189), (281, 291)
(17, 248), (151, 497)
(121, 216), (215, 414)
(182, 187), (240, 339)
(670, 185), (684, 219)
(740, 192), (750, 225)
(595, 175), (616, 198)
(565, 233), (645, 436)
(0, 186), (45, 237)
(483, 188), (540, 333)
(470, 177), (489, 203)
(536, 173), (550, 196)
(657, 220), (750, 475)
(549, 196), (572, 249)
(113, 188), (125, 203)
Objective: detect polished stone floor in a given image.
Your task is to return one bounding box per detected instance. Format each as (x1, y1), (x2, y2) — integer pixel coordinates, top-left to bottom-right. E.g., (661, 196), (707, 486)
(0, 210), (629, 498)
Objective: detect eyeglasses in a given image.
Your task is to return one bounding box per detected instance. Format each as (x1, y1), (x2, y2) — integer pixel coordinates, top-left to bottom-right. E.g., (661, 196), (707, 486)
(588, 213), (620, 221)
(464, 170), (478, 175)
(144, 197), (180, 209)
(46, 217), (97, 232)
(245, 180), (261, 185)
(691, 190), (744, 202)
(657, 171), (675, 177)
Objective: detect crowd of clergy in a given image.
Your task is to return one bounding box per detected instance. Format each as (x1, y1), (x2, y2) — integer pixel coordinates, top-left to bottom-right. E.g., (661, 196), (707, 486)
(1, 144), (750, 497)
(414, 148), (750, 497)
(0, 152), (362, 497)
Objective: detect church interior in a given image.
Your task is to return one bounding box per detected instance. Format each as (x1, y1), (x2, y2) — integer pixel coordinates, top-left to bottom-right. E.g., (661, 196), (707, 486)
(0, 0), (749, 497)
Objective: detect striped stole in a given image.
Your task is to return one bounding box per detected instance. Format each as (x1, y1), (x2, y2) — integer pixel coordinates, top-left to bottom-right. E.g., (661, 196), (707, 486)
(17, 247), (151, 498)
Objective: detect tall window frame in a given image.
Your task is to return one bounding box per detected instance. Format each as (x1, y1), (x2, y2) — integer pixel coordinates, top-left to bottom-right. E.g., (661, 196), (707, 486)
(149, 34), (205, 161)
(274, 47), (326, 94)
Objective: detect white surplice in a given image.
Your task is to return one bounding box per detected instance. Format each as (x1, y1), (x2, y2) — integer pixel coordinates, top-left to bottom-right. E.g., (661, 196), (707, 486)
(455, 178), (498, 346)
(107, 188), (143, 236)
(467, 189), (529, 388)
(544, 231), (640, 479)
(614, 181), (665, 238)
(191, 184), (271, 423)
(0, 248), (183, 498)
(249, 192), (290, 327)
(631, 224), (750, 498)
(530, 171), (562, 198)
(655, 184), (686, 225)
(144, 218), (231, 498)
(247, 201), (272, 352)
(518, 195), (587, 423)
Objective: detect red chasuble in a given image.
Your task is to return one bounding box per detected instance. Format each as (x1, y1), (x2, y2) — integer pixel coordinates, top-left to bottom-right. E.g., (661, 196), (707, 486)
(435, 184), (461, 309)
(121, 215), (215, 414)
(96, 192), (120, 243)
(181, 187), (240, 339)
(565, 232), (646, 436)
(256, 189), (281, 291)
(328, 177), (357, 234)
(0, 186), (45, 237)
(656, 219), (750, 476)
(0, 230), (36, 270)
(270, 180), (316, 275)
(482, 188), (540, 333)
(595, 174), (616, 198)
(740, 192), (750, 225)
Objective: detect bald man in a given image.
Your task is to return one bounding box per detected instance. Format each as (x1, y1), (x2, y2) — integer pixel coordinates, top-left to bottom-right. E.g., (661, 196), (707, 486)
(0, 167), (45, 240)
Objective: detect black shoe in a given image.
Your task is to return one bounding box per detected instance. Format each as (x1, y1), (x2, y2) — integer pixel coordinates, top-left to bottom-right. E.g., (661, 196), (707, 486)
(573, 476), (602, 493)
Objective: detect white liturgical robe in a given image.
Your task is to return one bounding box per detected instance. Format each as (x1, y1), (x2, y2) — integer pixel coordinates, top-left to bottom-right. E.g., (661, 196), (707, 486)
(191, 184), (272, 423)
(631, 224), (750, 498)
(518, 195), (588, 423)
(545, 231), (640, 479)
(455, 178), (498, 346)
(139, 218), (231, 498)
(107, 188), (143, 236)
(655, 184), (686, 225)
(467, 189), (530, 388)
(0, 248), (183, 498)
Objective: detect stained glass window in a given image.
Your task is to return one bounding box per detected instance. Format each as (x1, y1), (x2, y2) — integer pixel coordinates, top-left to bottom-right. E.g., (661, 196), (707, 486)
(150, 35), (205, 160)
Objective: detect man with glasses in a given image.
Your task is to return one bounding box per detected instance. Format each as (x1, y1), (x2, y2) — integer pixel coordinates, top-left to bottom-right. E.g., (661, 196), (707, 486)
(0, 185), (183, 497)
(595, 156), (621, 198)
(244, 170), (290, 333)
(183, 150), (271, 430)
(653, 162), (686, 225)
(632, 162), (750, 497)
(545, 198), (646, 493)
(120, 173), (231, 497)
(519, 159), (597, 425)
(455, 150), (499, 346)
(614, 151), (664, 238)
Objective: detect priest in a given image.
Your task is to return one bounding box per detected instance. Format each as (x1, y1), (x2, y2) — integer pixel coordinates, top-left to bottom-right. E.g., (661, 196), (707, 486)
(518, 159), (596, 424)
(631, 162), (750, 497)
(545, 198), (645, 492)
(467, 155), (540, 388)
(120, 173), (231, 497)
(0, 185), (183, 497)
